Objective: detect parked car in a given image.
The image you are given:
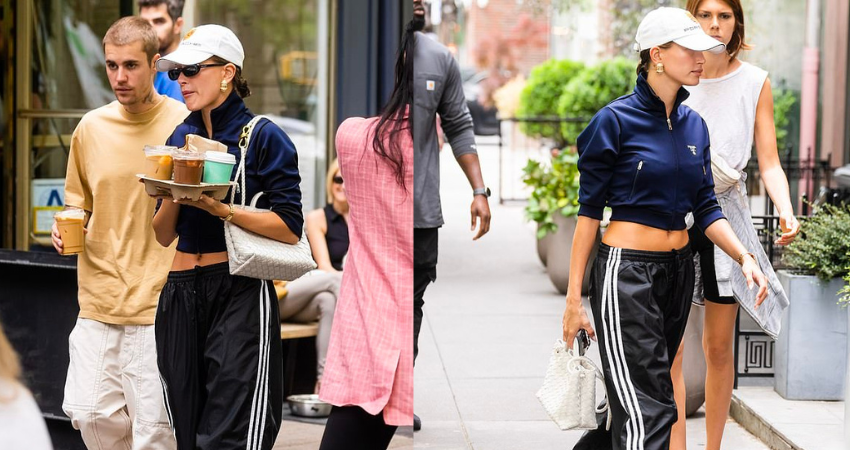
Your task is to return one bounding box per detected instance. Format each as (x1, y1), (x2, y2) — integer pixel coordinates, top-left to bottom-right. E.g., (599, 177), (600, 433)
(461, 69), (501, 137)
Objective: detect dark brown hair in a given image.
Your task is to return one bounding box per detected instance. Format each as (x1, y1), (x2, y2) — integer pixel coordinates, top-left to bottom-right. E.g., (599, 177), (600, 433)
(211, 56), (251, 98)
(102, 17), (158, 64)
(137, 0), (185, 22)
(686, 0), (752, 60)
(636, 43), (672, 77)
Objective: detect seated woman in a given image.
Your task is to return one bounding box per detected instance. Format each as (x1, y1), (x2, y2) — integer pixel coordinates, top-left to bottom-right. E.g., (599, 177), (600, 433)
(0, 317), (53, 450)
(275, 159), (348, 389)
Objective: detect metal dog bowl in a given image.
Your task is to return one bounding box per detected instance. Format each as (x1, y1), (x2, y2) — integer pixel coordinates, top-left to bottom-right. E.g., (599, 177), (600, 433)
(287, 394), (332, 418)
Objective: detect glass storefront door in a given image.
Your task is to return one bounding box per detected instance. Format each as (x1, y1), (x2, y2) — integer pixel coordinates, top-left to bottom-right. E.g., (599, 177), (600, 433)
(194, 0), (331, 212)
(13, 0), (124, 250)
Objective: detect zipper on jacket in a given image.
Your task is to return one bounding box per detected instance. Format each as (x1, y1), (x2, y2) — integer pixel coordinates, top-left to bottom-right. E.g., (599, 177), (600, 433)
(629, 160), (644, 200)
(667, 116), (679, 227)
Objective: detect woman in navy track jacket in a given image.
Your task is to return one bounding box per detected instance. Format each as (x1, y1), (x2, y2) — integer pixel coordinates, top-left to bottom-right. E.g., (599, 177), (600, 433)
(562, 8), (768, 450)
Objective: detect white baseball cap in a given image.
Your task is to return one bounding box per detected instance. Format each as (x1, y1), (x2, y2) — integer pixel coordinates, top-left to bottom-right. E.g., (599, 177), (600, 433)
(634, 7), (725, 54)
(156, 24), (245, 71)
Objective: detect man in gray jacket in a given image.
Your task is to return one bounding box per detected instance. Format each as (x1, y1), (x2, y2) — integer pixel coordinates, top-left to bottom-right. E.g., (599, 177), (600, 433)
(412, 0), (492, 430)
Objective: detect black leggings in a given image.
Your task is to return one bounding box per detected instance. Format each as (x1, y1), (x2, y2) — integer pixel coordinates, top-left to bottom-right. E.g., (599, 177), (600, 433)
(414, 227), (439, 361)
(319, 406), (398, 450)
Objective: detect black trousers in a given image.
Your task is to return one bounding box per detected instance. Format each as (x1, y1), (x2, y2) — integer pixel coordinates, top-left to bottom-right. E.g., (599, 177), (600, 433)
(156, 263), (283, 450)
(318, 406), (398, 450)
(575, 243), (694, 450)
(414, 227), (439, 361)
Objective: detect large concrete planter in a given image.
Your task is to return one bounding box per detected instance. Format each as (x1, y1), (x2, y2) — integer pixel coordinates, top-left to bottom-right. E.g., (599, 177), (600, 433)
(536, 223), (553, 266)
(682, 303), (707, 416)
(545, 214), (599, 295)
(775, 270), (847, 400)
(846, 306), (850, 444)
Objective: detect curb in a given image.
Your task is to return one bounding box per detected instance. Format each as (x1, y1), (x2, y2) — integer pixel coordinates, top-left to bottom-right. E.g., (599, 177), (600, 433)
(730, 393), (799, 450)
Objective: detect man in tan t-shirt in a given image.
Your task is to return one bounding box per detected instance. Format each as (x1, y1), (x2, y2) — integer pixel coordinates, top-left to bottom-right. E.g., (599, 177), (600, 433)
(50, 17), (187, 450)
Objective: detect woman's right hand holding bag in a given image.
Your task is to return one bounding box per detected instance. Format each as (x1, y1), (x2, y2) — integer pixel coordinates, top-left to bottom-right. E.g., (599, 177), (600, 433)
(562, 293), (596, 350)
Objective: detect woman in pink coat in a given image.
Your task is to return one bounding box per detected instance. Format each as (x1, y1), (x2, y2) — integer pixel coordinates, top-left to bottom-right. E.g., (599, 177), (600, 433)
(317, 19), (414, 450)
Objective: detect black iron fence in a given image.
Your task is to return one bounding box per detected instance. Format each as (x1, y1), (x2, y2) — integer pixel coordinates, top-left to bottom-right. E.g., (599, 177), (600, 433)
(494, 116), (589, 203)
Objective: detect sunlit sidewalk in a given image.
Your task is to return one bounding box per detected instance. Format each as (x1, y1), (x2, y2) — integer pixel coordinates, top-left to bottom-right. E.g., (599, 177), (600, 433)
(272, 417), (413, 449)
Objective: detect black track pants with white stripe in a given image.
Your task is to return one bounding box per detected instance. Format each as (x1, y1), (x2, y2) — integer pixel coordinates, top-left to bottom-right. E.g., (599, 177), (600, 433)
(576, 243), (694, 450)
(155, 262), (283, 450)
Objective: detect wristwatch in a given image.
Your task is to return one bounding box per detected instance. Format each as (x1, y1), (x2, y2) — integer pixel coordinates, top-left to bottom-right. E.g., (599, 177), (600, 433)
(473, 187), (491, 198)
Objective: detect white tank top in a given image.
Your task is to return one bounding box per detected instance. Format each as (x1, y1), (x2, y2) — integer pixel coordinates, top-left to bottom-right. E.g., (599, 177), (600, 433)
(684, 61), (768, 172)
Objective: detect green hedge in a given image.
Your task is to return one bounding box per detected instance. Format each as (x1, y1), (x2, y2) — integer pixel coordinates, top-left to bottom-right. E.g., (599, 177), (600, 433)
(557, 57), (635, 145)
(516, 59), (585, 147)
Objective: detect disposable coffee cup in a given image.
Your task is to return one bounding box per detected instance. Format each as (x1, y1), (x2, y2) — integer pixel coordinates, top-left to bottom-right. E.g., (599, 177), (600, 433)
(143, 145), (176, 180)
(172, 150), (205, 185)
(55, 209), (86, 255)
(203, 151), (236, 184)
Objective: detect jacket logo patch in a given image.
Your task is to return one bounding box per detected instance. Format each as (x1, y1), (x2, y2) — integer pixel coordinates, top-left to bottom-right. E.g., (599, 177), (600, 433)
(426, 80), (436, 91)
(687, 145), (697, 156)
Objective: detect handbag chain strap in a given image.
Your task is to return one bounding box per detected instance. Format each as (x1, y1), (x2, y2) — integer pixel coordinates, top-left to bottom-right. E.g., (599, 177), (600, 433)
(230, 115), (267, 207)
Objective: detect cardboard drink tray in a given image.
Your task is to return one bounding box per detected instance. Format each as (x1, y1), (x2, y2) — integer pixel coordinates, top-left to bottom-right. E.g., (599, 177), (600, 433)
(137, 174), (234, 201)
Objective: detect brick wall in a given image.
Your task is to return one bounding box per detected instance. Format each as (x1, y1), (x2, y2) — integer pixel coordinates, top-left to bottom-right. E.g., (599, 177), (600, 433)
(464, 0), (551, 76)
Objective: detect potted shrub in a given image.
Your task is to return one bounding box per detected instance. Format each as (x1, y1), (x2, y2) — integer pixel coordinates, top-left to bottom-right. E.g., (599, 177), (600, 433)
(516, 59), (585, 149)
(557, 57), (636, 146)
(775, 203), (850, 400)
(522, 150), (598, 294)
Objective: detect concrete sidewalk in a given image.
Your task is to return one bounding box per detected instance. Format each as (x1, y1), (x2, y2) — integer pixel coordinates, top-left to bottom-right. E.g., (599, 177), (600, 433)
(272, 411), (414, 448)
(412, 141), (771, 449)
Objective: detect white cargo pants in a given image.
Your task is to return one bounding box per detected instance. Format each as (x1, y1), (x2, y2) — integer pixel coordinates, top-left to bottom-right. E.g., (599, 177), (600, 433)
(62, 318), (175, 450)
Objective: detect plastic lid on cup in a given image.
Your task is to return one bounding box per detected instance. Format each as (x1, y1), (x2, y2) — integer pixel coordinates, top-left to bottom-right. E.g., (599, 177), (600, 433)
(205, 151), (236, 164)
(55, 209), (86, 220)
(144, 145), (177, 156)
(172, 149), (205, 160)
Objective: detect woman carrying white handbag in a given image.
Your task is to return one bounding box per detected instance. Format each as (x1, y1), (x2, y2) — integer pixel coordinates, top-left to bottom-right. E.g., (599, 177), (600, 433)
(562, 8), (769, 450)
(151, 25), (303, 450)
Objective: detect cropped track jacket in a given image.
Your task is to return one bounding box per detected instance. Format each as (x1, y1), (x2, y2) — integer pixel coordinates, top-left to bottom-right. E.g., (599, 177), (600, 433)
(576, 74), (725, 232)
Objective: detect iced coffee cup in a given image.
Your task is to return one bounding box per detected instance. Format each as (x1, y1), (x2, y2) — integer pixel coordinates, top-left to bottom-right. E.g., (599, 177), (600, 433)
(143, 145), (176, 180)
(55, 209), (86, 255)
(173, 150), (205, 185)
(203, 151), (236, 184)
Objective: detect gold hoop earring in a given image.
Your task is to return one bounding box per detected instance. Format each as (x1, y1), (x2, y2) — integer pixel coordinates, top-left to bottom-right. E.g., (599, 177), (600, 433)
(655, 63), (664, 74)
(220, 80), (228, 92)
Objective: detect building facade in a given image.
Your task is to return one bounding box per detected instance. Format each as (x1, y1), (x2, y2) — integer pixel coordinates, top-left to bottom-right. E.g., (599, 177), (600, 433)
(0, 0), (408, 252)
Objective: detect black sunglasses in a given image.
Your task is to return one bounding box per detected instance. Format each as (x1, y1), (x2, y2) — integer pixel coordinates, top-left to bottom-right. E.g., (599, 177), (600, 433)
(167, 63), (227, 81)
(332, 176), (344, 184)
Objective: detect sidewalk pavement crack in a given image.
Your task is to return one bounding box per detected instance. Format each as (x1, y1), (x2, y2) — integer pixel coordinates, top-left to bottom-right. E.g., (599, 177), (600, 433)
(425, 314), (474, 450)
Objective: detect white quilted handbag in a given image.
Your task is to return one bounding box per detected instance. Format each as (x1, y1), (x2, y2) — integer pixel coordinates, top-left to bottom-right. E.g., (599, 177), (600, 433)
(223, 115), (317, 281)
(536, 339), (610, 431)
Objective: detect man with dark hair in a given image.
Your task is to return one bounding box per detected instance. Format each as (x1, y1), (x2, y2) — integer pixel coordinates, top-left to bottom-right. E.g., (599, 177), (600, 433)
(139, 0), (185, 102)
(52, 16), (187, 450)
(412, 0), (492, 431)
